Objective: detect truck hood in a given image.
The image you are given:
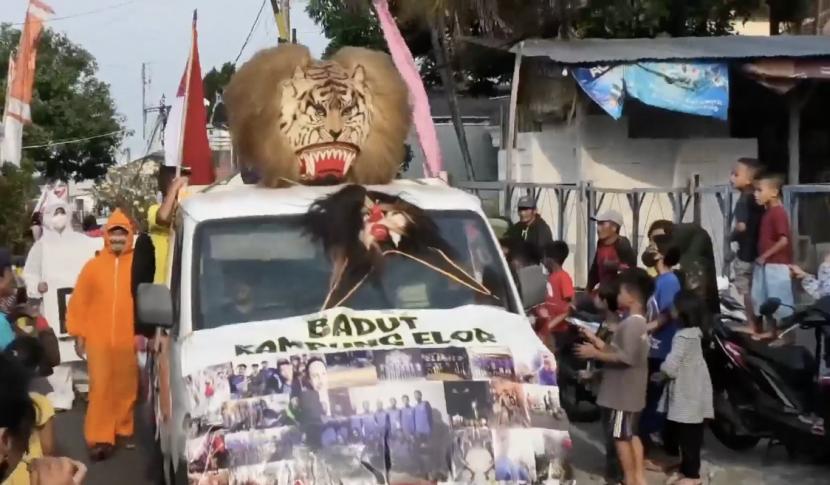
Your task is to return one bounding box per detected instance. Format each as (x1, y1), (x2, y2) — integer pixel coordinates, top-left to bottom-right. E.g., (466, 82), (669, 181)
(178, 305), (572, 483)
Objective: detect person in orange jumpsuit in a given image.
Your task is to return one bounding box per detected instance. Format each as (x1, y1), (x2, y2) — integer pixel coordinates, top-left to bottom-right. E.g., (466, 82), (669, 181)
(66, 209), (138, 461)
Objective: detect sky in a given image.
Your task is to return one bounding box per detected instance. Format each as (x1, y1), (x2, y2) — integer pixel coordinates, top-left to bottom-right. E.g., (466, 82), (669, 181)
(1, 0), (329, 161)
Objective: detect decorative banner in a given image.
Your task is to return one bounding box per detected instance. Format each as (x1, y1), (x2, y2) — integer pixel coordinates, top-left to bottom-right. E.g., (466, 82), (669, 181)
(572, 65), (625, 119)
(178, 306), (572, 484)
(624, 62), (730, 120)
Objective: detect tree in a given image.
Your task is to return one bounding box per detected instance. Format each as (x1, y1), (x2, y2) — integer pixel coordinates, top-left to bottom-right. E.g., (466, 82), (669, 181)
(0, 25), (126, 182)
(203, 62), (236, 116)
(0, 162), (38, 255)
(89, 159), (159, 229)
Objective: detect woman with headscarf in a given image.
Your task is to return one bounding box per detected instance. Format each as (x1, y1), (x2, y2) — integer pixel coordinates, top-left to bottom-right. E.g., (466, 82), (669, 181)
(66, 209), (139, 461)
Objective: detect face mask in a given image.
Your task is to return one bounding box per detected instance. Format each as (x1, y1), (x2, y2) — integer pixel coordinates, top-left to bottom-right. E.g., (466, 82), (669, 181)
(51, 214), (68, 231)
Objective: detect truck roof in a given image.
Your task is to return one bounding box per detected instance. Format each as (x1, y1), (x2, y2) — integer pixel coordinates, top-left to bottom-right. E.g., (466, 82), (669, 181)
(180, 179), (484, 223)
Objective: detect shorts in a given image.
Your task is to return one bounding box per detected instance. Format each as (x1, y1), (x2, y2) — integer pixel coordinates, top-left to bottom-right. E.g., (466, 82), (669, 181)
(751, 263), (794, 321)
(732, 259), (753, 295)
(607, 408), (640, 441)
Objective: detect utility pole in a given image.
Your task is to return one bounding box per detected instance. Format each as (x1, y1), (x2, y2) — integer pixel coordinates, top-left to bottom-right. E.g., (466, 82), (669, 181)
(269, 0), (291, 43)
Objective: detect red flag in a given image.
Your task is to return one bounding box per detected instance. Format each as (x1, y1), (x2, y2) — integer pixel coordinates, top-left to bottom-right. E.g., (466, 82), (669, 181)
(179, 10), (214, 185)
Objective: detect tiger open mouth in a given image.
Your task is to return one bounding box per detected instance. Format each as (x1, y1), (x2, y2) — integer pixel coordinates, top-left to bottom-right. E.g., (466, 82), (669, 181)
(297, 142), (359, 182)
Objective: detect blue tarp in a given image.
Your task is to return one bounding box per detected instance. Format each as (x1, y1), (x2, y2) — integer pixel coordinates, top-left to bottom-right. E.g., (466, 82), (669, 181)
(572, 61), (730, 120)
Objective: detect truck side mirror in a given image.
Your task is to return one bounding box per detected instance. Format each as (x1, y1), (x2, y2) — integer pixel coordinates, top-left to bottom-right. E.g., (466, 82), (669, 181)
(136, 283), (174, 329)
(517, 265), (547, 311)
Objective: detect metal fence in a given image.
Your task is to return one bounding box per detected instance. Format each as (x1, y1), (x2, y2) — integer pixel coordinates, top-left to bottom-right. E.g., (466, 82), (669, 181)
(456, 179), (830, 288)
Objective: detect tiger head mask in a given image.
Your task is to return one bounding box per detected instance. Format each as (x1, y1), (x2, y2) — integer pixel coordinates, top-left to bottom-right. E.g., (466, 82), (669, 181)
(225, 44), (412, 187)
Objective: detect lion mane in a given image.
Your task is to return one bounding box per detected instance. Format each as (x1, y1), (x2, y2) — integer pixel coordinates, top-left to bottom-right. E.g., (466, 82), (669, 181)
(224, 44), (412, 187)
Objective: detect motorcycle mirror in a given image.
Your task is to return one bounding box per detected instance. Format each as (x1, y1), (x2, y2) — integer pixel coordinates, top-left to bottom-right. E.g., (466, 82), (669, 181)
(759, 297), (782, 317)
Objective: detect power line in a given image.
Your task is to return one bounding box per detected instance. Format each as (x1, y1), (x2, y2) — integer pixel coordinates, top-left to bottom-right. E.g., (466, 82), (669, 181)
(234, 0), (268, 66)
(10, 0), (144, 26)
(22, 130), (127, 150)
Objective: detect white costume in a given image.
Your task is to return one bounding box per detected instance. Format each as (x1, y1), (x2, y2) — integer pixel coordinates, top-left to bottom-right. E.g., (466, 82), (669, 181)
(22, 195), (102, 410)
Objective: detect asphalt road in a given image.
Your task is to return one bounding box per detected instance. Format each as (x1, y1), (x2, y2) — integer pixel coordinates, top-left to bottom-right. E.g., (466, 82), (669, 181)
(54, 401), (830, 485)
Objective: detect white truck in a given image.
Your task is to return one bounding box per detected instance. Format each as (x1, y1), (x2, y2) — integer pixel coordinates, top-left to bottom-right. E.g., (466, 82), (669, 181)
(137, 179), (571, 485)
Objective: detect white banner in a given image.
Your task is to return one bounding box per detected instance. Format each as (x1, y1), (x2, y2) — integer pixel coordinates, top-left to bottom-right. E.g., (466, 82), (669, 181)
(179, 306), (572, 484)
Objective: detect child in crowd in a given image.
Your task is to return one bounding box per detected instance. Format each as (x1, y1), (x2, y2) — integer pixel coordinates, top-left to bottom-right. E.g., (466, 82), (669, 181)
(536, 241), (575, 346)
(3, 336), (57, 485)
(579, 279), (624, 485)
(729, 157), (764, 330)
(656, 291), (714, 485)
(576, 268), (652, 485)
(641, 235), (682, 468)
(752, 173), (794, 339)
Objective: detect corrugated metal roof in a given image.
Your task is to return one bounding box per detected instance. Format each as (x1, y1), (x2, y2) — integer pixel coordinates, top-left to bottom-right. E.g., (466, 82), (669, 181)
(495, 35), (830, 64)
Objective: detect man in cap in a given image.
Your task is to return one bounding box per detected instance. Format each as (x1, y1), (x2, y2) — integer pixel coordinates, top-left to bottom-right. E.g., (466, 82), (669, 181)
(587, 210), (637, 291)
(505, 195), (553, 258)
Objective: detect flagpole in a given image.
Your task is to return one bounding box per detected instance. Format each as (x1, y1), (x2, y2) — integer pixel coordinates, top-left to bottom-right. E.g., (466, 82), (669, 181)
(177, 10), (197, 178)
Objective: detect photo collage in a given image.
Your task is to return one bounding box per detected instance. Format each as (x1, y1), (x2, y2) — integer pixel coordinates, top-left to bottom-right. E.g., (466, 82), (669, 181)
(183, 346), (571, 484)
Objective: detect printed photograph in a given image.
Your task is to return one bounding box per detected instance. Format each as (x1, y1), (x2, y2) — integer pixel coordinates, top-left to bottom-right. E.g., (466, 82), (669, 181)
(221, 394), (293, 432)
(185, 363), (233, 423)
(373, 348), (426, 381)
(223, 427), (302, 469)
(186, 429), (229, 473)
(523, 384), (568, 430)
(421, 347), (471, 381)
(490, 379), (530, 427)
(492, 428), (540, 483)
(325, 350), (378, 388)
(444, 381), (493, 428)
(186, 469), (229, 485)
(468, 346), (516, 381)
(449, 428), (495, 484)
(513, 349), (558, 386)
(346, 381), (452, 482)
(537, 429), (573, 484)
(228, 354), (281, 399)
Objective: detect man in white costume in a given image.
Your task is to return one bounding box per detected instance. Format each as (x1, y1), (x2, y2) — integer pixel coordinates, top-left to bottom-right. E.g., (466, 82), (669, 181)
(23, 194), (102, 410)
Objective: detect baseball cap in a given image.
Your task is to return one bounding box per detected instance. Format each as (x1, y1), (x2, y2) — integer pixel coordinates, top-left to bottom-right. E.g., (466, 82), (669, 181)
(517, 196), (536, 210)
(591, 210), (624, 227)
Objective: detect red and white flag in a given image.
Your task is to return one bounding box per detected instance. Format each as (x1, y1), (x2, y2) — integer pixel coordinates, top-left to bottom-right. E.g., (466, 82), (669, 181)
(1, 0), (54, 166)
(163, 10), (214, 185)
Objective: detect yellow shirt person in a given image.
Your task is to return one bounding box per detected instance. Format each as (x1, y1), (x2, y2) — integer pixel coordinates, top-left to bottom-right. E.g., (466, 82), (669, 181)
(5, 393), (55, 485)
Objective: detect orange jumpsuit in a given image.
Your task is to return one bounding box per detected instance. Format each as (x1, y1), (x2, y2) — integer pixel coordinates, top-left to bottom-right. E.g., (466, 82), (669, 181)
(67, 209), (138, 446)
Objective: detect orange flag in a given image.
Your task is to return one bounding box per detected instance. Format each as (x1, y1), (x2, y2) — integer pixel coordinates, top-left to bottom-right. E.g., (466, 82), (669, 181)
(1, 0), (54, 166)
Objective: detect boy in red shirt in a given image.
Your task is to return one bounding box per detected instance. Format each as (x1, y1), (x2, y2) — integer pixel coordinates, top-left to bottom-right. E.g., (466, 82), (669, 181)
(752, 173), (794, 339)
(536, 241), (575, 345)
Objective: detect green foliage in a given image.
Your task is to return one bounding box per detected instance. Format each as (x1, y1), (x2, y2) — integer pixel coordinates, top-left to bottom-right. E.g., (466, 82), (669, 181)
(0, 25), (126, 182)
(0, 162), (38, 254)
(307, 0), (387, 58)
(203, 62), (236, 115)
(574, 0), (760, 38)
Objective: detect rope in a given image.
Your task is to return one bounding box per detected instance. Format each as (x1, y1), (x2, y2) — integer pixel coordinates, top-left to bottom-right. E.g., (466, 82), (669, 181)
(233, 0), (268, 66)
(22, 130), (127, 150)
(10, 0), (144, 26)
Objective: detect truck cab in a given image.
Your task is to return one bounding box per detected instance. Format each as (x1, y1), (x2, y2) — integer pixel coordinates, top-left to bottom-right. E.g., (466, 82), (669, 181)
(138, 179), (568, 484)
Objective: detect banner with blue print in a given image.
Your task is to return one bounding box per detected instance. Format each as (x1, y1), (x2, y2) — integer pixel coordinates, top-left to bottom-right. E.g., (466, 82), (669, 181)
(623, 62), (730, 120)
(572, 65), (625, 119)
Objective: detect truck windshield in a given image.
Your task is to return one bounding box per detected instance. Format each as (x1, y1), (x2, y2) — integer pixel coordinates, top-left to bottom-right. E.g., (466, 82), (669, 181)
(193, 211), (516, 330)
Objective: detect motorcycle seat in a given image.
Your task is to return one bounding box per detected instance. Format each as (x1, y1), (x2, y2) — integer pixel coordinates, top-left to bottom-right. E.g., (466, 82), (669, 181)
(746, 342), (815, 374)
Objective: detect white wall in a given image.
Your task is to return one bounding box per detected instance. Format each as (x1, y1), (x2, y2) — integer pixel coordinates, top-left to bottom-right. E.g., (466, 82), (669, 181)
(503, 112), (757, 286)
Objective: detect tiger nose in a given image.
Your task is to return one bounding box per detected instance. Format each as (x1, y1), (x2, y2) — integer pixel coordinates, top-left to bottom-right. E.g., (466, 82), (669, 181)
(329, 129), (342, 139)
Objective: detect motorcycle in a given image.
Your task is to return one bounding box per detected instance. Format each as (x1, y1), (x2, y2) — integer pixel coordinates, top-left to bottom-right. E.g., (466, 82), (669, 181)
(706, 295), (830, 454)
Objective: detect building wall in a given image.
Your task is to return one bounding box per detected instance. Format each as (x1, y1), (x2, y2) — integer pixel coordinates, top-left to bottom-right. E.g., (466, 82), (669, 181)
(502, 111), (757, 286)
